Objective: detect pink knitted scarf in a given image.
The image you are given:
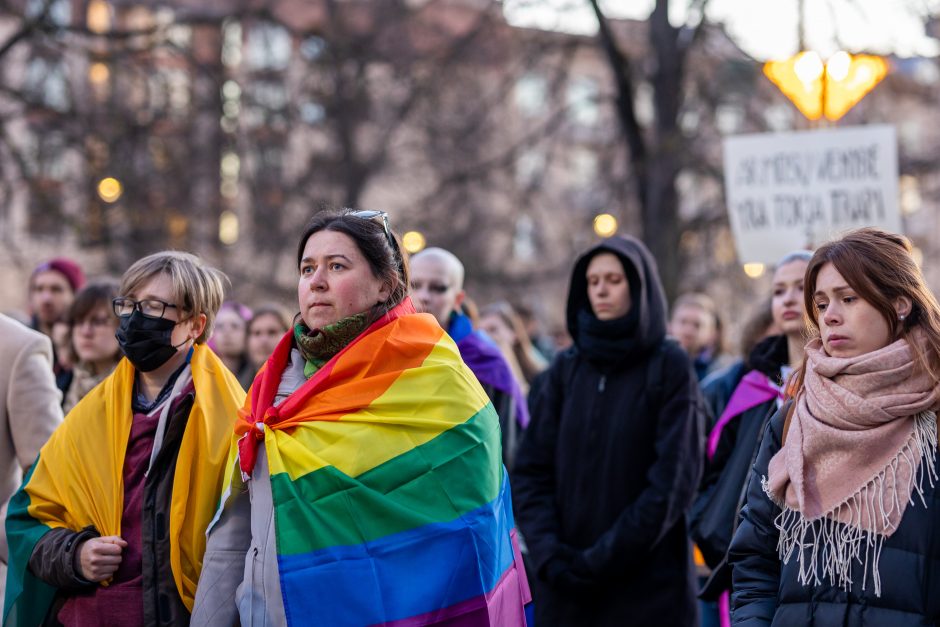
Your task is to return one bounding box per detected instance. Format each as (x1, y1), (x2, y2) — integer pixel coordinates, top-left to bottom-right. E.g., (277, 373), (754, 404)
(764, 331), (940, 595)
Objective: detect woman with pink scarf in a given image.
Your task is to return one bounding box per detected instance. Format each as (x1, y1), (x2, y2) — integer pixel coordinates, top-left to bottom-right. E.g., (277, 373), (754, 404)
(729, 228), (940, 626)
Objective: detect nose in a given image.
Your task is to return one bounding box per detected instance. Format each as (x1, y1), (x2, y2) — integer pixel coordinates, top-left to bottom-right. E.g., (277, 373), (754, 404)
(309, 266), (328, 290)
(782, 287), (798, 306)
(823, 302), (841, 326)
(413, 286), (431, 303)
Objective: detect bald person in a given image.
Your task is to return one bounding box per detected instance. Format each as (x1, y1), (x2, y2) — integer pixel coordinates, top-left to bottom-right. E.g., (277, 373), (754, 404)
(410, 248), (528, 469)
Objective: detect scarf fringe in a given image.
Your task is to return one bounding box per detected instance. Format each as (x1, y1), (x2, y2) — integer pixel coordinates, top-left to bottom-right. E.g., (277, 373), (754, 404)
(762, 410), (938, 597)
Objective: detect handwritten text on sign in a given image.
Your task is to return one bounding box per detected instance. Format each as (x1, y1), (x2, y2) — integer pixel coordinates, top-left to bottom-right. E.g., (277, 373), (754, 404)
(723, 125), (899, 264)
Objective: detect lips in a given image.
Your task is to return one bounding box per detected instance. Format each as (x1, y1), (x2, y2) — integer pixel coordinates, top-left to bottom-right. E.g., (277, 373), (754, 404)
(827, 334), (849, 346)
(781, 311), (801, 320)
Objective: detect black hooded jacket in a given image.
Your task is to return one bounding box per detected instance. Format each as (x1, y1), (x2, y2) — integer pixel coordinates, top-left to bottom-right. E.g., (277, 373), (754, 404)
(512, 236), (703, 627)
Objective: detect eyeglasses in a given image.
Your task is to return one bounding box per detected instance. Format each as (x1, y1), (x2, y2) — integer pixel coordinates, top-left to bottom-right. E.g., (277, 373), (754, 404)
(349, 210), (403, 269)
(112, 297), (179, 320)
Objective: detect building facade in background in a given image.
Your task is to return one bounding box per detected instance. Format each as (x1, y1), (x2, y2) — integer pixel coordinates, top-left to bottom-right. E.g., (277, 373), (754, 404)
(1, 0), (937, 341)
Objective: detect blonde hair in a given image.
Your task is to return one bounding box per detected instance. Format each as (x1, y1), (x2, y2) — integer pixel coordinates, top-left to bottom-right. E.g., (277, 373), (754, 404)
(119, 251), (229, 343)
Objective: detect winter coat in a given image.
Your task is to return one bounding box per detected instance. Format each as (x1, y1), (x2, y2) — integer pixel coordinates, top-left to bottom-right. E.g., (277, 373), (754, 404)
(729, 405), (940, 626)
(0, 315), (63, 608)
(512, 235), (703, 627)
(691, 336), (789, 579)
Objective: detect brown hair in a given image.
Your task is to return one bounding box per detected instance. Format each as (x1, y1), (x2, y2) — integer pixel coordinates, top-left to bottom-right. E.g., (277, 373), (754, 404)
(791, 227), (940, 395)
(739, 299), (776, 358)
(66, 279), (121, 365)
(248, 303), (291, 335)
(480, 301), (549, 385)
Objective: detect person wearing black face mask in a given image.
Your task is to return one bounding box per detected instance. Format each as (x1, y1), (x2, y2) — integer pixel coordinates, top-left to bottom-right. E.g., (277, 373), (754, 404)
(116, 309), (193, 373)
(4, 251), (246, 627)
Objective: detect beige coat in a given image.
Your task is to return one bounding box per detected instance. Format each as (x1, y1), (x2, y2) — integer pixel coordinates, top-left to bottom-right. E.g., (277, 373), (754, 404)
(0, 313), (63, 606)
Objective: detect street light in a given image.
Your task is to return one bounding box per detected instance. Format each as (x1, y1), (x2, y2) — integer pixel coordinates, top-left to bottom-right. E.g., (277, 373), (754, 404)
(593, 213), (617, 238)
(743, 263), (766, 279)
(219, 211), (239, 245)
(97, 177), (122, 203)
(402, 231), (426, 253)
(763, 51), (888, 121)
(88, 62), (109, 85)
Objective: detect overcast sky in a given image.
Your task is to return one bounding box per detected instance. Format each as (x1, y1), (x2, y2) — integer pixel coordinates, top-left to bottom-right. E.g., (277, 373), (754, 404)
(503, 0), (940, 60)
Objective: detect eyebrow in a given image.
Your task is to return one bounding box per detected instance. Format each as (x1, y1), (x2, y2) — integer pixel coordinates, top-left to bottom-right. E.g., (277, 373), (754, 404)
(814, 285), (853, 297)
(131, 292), (170, 301)
(300, 254), (353, 265)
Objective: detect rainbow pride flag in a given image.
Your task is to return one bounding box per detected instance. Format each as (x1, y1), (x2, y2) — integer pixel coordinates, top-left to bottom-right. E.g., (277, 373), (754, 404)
(231, 299), (530, 626)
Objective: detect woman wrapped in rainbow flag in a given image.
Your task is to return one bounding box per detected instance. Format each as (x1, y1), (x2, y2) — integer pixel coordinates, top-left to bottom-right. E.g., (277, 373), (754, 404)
(191, 210), (530, 626)
(3, 252), (246, 626)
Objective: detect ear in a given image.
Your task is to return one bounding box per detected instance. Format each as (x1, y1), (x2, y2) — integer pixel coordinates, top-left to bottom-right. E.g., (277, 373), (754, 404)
(454, 290), (466, 310)
(894, 296), (912, 321)
(189, 312), (208, 341)
(377, 279), (392, 302)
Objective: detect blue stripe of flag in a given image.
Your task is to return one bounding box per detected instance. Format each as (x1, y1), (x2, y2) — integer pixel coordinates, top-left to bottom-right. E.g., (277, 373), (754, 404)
(278, 475), (516, 627)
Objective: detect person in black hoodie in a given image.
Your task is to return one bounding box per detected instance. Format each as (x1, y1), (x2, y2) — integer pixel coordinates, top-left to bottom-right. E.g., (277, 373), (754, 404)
(512, 235), (703, 627)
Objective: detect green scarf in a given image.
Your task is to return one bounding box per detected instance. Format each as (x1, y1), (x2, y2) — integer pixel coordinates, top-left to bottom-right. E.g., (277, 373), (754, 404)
(294, 312), (369, 378)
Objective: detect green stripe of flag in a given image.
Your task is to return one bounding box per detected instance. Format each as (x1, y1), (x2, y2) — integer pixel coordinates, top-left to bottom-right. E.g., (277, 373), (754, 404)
(3, 456), (57, 627)
(271, 404), (502, 556)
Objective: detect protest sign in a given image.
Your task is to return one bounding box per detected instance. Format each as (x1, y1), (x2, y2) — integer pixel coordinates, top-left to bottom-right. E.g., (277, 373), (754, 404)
(723, 125), (899, 264)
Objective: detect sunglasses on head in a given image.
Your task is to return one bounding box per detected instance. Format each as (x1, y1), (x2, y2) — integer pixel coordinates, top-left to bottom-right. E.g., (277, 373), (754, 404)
(349, 209), (401, 256)
(347, 209), (405, 276)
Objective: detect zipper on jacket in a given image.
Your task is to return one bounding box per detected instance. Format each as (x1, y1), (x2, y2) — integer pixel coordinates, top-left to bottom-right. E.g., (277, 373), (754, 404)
(148, 486), (161, 624)
(249, 546), (259, 626)
(598, 375), (606, 393)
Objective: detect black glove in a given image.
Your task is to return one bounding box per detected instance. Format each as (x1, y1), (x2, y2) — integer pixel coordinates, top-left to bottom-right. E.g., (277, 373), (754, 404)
(541, 545), (594, 590)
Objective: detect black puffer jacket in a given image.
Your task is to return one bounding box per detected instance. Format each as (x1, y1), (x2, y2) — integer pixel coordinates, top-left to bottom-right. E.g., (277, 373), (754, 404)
(512, 236), (703, 627)
(730, 406), (940, 626)
(692, 335), (789, 577)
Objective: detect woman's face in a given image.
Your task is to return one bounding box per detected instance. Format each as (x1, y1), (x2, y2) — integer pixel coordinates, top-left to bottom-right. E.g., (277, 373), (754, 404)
(813, 263), (898, 358)
(480, 313), (516, 348)
(213, 308), (247, 359)
(73, 304), (119, 367)
(771, 259), (808, 337)
(248, 312), (286, 366)
(298, 230), (390, 330)
(586, 253), (631, 320)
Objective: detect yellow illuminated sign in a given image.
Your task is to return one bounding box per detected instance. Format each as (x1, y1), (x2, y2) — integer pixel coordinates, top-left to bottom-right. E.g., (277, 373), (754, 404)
(763, 52), (888, 122)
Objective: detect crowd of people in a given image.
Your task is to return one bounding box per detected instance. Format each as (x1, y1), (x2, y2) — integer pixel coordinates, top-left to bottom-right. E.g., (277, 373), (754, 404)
(1, 211), (939, 627)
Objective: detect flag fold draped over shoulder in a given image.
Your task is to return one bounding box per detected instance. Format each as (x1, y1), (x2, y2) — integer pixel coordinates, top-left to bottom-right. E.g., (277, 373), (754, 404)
(3, 344), (245, 627)
(232, 298), (530, 626)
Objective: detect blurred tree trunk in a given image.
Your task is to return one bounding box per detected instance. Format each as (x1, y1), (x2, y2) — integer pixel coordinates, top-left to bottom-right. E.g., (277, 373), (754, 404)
(589, 0), (694, 302)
